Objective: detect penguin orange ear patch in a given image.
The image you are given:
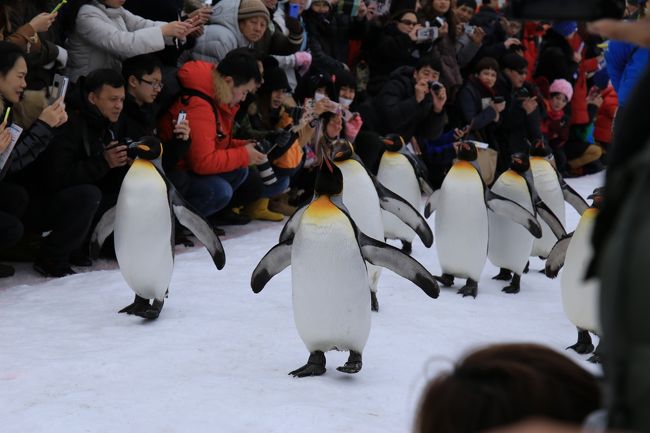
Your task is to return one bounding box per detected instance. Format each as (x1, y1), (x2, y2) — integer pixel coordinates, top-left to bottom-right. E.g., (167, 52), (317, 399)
(137, 144), (151, 152)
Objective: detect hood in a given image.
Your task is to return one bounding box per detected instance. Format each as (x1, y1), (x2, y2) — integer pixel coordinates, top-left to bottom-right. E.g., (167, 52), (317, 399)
(210, 0), (244, 33)
(178, 61), (218, 99)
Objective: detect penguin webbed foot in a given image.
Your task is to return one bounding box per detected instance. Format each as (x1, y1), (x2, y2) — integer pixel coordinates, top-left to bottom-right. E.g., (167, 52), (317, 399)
(492, 268), (512, 281)
(457, 279), (478, 298)
(567, 330), (594, 354)
(133, 298), (164, 320)
(289, 351), (326, 378)
(401, 241), (412, 255)
(337, 351), (362, 374)
(118, 295), (150, 315)
(435, 273), (454, 287)
(502, 274), (521, 294)
(370, 291), (379, 312)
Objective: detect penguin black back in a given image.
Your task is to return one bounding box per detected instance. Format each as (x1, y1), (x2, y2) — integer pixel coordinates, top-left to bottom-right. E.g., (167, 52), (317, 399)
(315, 157), (344, 196)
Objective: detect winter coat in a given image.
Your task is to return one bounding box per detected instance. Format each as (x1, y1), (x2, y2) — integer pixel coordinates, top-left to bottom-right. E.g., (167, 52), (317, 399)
(38, 82), (127, 194)
(158, 60), (250, 175)
(456, 76), (500, 147)
(302, 8), (367, 75)
(593, 85), (617, 146)
(606, 39), (650, 107)
(541, 100), (570, 150)
(366, 23), (420, 96)
(568, 34), (600, 126)
(64, 0), (169, 82)
(375, 66), (445, 141)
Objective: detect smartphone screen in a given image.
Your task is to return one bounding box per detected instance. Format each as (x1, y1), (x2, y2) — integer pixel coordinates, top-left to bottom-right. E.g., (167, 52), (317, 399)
(289, 3), (300, 18)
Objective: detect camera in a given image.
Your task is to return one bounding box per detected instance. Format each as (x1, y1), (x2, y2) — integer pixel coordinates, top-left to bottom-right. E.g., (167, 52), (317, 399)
(416, 26), (438, 42)
(254, 140), (278, 186)
(464, 24), (475, 35)
(428, 81), (443, 92)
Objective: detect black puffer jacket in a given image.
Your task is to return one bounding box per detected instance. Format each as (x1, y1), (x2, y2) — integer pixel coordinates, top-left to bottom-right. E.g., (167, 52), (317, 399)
(375, 66), (445, 141)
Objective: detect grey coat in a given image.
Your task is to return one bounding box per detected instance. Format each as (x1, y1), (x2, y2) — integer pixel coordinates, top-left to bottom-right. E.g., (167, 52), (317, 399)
(64, 0), (170, 82)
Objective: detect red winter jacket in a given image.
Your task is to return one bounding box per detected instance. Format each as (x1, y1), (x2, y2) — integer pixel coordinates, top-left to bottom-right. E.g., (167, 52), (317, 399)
(594, 84), (618, 145)
(158, 60), (249, 175)
(569, 34), (600, 126)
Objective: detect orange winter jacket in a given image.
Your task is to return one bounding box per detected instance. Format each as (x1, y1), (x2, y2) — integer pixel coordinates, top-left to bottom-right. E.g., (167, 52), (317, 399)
(158, 60), (249, 175)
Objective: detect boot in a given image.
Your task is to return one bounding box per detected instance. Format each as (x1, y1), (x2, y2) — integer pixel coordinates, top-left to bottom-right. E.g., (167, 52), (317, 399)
(268, 192), (297, 216)
(240, 198), (284, 222)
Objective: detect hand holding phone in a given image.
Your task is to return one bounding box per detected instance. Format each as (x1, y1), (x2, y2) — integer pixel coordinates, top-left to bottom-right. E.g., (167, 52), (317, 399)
(50, 74), (70, 104)
(176, 110), (187, 125)
(3, 107), (11, 124)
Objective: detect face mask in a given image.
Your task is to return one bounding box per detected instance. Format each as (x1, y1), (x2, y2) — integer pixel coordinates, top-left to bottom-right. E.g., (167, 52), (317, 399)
(314, 92), (326, 102)
(338, 96), (353, 108)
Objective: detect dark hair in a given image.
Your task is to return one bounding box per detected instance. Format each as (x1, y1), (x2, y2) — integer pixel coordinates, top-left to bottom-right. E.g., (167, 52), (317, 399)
(416, 53), (442, 73)
(456, 0), (478, 9)
(418, 0), (458, 41)
(475, 57), (500, 74)
(121, 54), (163, 82)
(84, 68), (125, 94)
(414, 343), (601, 433)
(391, 8), (417, 22)
(0, 42), (25, 77)
(217, 48), (262, 86)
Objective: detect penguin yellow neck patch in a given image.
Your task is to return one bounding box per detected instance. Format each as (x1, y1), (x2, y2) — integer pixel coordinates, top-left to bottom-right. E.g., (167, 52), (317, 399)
(305, 196), (340, 219)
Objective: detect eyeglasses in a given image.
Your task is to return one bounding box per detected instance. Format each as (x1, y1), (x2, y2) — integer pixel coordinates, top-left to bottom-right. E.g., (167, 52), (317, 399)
(399, 19), (418, 26)
(139, 78), (164, 90)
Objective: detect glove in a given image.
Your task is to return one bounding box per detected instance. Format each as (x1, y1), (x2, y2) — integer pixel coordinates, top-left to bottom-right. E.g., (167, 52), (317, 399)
(294, 51), (312, 76)
(285, 16), (303, 35)
(344, 114), (363, 142)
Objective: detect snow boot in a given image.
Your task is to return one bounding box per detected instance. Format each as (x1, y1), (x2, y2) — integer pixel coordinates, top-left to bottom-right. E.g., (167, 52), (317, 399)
(240, 198), (284, 222)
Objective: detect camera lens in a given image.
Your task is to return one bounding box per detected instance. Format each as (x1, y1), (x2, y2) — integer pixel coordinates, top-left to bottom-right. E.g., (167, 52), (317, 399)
(257, 159), (277, 185)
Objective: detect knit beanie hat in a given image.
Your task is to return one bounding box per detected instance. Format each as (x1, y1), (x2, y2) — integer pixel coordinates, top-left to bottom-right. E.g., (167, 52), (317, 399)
(592, 68), (610, 89)
(263, 66), (290, 92)
(551, 21), (578, 37)
(549, 78), (574, 101)
(238, 0), (270, 22)
(500, 53), (528, 73)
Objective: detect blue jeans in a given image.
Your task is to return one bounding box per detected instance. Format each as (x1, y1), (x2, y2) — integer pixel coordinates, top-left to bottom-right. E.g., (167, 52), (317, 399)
(186, 168), (249, 217)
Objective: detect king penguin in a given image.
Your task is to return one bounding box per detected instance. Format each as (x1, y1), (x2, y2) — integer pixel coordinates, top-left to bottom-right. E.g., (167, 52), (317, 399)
(424, 142), (542, 298)
(529, 141), (588, 261)
(91, 137), (225, 319)
(488, 153), (565, 293)
(327, 138), (433, 311)
(376, 134), (434, 254)
(251, 156), (439, 377)
(545, 187), (603, 362)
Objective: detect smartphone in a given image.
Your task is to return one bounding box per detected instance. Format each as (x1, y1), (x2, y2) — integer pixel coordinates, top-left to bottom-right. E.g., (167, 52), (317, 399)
(416, 26), (438, 42)
(3, 107), (11, 124)
(50, 74), (69, 103)
(51, 0), (68, 14)
(177, 110), (187, 125)
(289, 3), (300, 18)
(464, 24), (475, 35)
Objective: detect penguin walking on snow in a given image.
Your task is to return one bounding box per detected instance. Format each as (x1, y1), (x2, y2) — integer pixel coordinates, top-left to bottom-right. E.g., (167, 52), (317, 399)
(545, 187), (603, 362)
(376, 135), (434, 254)
(327, 138), (433, 311)
(488, 153), (565, 293)
(529, 142), (588, 261)
(424, 142), (542, 298)
(251, 156), (439, 377)
(92, 137), (225, 319)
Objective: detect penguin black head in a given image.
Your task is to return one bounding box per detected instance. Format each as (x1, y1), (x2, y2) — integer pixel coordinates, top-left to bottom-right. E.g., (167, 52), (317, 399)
(457, 141), (478, 161)
(510, 152), (530, 173)
(587, 186), (605, 209)
(529, 139), (550, 157)
(128, 136), (163, 160)
(382, 134), (405, 152)
(315, 155), (344, 196)
(330, 138), (354, 162)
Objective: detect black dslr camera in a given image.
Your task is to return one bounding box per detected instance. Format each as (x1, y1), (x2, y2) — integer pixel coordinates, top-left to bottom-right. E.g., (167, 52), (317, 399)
(428, 81), (443, 93)
(254, 139), (278, 186)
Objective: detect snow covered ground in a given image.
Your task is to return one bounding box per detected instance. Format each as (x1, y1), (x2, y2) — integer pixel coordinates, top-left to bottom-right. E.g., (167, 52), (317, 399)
(0, 172), (604, 433)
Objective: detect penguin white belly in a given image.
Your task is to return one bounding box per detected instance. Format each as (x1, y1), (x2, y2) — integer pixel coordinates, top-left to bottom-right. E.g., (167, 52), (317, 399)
(292, 199), (371, 353)
(114, 160), (173, 301)
(488, 171), (534, 274)
(561, 209), (600, 333)
(377, 153), (420, 242)
(531, 158), (566, 258)
(337, 160), (384, 292)
(435, 161), (488, 280)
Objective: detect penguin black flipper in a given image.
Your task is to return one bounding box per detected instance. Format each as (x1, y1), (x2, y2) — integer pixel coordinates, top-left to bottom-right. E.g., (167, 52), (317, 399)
(90, 206), (116, 259)
(485, 190), (542, 238)
(279, 205), (308, 243)
(251, 239), (293, 293)
(357, 232), (439, 299)
(370, 177), (433, 247)
(544, 234), (573, 278)
(423, 190), (441, 218)
(535, 201), (567, 240)
(558, 176), (589, 215)
(170, 189), (226, 270)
